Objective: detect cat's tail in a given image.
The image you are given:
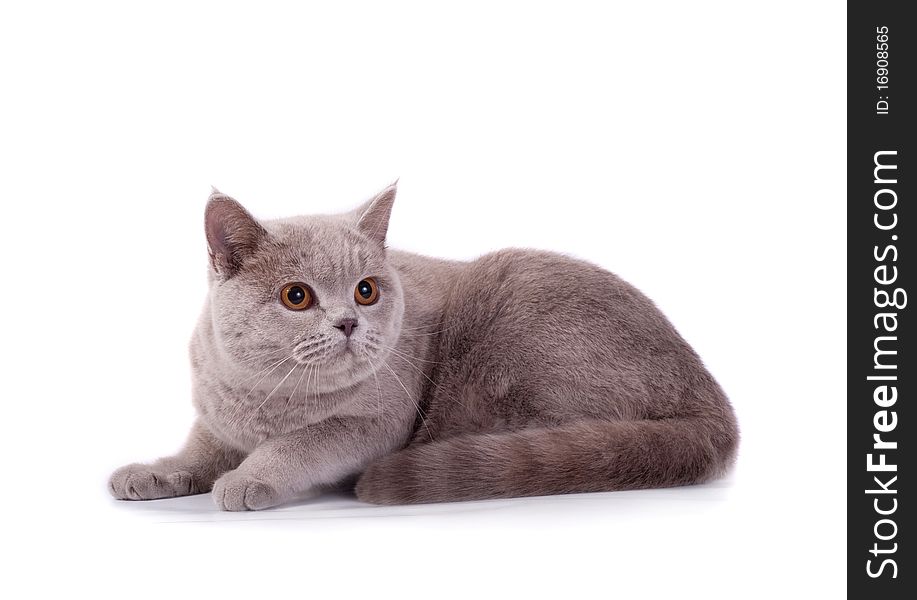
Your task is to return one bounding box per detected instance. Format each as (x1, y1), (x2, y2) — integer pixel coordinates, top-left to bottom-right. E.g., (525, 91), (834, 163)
(355, 412), (738, 505)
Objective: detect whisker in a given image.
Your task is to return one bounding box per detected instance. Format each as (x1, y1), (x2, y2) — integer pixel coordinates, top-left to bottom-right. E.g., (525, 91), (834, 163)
(237, 347), (289, 362)
(310, 364), (321, 408)
(377, 343), (443, 365)
(241, 355), (295, 403)
(386, 349), (437, 387)
(233, 352), (294, 388)
(384, 349), (474, 411)
(307, 361), (317, 402)
(254, 361), (299, 412)
(397, 322), (458, 332)
(397, 324), (461, 338)
(381, 360), (434, 442)
(298, 361), (315, 436)
(282, 362), (309, 415)
(362, 349), (385, 418)
(233, 351), (292, 372)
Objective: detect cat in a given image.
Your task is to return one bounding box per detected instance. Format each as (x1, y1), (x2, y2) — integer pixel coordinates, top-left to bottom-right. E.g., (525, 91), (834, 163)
(108, 182), (739, 510)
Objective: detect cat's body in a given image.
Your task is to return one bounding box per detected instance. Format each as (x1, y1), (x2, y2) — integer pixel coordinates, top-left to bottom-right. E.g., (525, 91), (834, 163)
(109, 184), (738, 509)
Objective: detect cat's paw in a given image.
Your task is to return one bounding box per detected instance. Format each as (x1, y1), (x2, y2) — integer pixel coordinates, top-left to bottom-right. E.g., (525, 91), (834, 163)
(108, 463), (199, 500)
(212, 470), (280, 511)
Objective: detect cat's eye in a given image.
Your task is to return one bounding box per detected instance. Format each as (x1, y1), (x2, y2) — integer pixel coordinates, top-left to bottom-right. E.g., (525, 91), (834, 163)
(354, 278), (379, 306)
(280, 283), (313, 311)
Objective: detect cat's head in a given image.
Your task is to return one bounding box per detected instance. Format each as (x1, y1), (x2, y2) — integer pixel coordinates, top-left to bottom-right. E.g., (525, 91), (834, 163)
(202, 183), (404, 392)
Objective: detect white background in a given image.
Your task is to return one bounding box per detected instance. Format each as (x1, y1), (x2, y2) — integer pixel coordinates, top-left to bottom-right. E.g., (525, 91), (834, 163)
(0, 1), (846, 598)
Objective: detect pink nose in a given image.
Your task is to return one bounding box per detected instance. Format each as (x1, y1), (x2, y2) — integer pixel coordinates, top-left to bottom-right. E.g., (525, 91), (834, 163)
(334, 318), (358, 337)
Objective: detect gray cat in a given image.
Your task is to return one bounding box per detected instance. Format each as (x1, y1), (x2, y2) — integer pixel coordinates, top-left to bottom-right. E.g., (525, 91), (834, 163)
(109, 183), (739, 509)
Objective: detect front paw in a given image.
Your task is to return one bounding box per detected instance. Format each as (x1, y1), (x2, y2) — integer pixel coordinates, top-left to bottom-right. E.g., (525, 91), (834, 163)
(212, 470), (281, 511)
(109, 463), (200, 500)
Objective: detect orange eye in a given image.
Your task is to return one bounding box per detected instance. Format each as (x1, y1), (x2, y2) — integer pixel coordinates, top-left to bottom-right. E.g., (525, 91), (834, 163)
(280, 283), (313, 310)
(354, 278), (379, 306)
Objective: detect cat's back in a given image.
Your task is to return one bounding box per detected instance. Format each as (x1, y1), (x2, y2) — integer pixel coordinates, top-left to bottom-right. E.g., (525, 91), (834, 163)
(453, 247), (679, 341)
(393, 245), (705, 376)
(419, 247), (718, 429)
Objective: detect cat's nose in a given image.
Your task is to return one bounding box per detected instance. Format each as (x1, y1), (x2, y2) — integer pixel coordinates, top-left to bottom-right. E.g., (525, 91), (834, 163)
(334, 317), (358, 338)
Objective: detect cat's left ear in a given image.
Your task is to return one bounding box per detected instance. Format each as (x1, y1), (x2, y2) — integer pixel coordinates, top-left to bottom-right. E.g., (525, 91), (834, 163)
(205, 189), (266, 278)
(355, 181), (397, 246)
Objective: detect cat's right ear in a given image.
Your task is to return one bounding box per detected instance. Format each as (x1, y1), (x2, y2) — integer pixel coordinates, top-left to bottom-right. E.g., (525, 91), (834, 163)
(355, 181), (398, 246)
(205, 190), (266, 278)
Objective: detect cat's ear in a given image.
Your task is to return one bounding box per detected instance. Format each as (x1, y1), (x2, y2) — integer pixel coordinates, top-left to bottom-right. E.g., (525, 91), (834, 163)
(205, 190), (266, 278)
(355, 181), (397, 246)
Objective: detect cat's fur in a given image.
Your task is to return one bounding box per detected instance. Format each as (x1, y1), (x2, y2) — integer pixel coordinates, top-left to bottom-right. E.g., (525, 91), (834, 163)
(109, 183), (739, 509)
